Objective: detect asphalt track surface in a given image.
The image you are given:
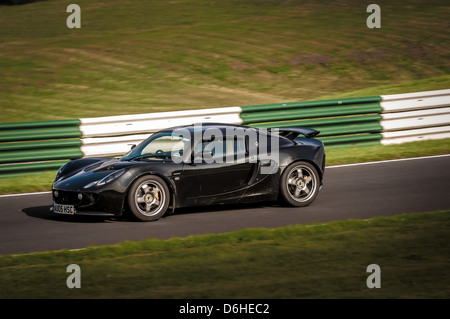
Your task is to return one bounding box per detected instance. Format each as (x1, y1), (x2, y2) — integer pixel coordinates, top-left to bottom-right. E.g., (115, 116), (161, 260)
(0, 155), (449, 255)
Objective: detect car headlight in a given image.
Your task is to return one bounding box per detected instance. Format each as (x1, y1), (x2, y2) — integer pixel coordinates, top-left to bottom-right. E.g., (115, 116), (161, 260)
(96, 169), (126, 186)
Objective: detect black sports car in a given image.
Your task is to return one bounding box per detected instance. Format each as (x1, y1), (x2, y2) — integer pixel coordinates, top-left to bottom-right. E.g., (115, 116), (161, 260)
(51, 123), (325, 221)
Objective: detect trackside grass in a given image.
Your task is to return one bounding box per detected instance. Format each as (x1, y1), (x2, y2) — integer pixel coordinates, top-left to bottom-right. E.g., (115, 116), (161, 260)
(324, 138), (450, 165)
(0, 210), (449, 299)
(1, 138), (449, 194)
(0, 0), (449, 122)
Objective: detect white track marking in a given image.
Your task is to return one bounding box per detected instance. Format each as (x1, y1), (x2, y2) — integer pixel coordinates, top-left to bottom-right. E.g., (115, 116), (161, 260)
(326, 154), (450, 169)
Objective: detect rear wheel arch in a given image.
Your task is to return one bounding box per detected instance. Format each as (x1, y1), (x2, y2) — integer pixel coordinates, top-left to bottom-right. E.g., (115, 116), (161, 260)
(280, 159), (323, 182)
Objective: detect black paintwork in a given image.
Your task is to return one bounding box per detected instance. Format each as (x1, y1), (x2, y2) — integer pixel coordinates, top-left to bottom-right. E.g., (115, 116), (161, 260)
(52, 123), (325, 217)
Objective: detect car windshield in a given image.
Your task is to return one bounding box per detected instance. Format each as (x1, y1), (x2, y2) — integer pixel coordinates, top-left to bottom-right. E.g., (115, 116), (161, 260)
(121, 132), (188, 162)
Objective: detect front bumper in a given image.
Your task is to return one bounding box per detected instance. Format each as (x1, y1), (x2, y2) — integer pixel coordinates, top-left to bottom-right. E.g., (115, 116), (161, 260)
(50, 203), (116, 217)
(51, 188), (125, 216)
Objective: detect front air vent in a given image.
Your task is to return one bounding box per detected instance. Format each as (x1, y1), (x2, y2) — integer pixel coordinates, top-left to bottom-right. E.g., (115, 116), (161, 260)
(83, 162), (103, 172)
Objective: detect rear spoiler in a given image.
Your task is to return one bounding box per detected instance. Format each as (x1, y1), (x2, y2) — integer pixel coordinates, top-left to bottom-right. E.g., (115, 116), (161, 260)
(270, 127), (320, 140)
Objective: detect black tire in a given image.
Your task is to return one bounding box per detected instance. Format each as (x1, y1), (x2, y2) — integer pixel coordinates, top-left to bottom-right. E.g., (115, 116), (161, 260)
(127, 175), (170, 221)
(279, 161), (320, 207)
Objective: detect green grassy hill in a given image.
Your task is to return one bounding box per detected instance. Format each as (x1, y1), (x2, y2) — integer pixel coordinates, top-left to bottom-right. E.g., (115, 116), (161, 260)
(1, 0), (449, 122)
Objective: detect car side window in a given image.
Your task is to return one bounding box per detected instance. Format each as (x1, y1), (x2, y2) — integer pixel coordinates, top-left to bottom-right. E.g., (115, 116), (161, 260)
(142, 135), (185, 155)
(194, 136), (247, 163)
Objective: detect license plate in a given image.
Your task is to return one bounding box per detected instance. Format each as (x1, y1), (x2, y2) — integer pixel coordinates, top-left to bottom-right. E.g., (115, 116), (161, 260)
(53, 204), (76, 215)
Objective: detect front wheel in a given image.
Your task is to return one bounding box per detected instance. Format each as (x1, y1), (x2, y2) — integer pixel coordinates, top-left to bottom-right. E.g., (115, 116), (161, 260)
(127, 175), (170, 221)
(279, 161), (320, 207)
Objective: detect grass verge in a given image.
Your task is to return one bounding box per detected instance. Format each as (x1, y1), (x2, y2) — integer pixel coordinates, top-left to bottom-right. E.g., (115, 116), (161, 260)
(324, 138), (450, 166)
(0, 210), (449, 298)
(1, 138), (449, 195)
(1, 0), (449, 122)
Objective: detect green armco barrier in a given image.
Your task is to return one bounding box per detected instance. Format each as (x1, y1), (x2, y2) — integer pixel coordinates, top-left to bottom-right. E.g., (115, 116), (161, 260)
(319, 133), (383, 144)
(0, 119), (83, 176)
(241, 96), (382, 113)
(0, 126), (82, 142)
(0, 139), (82, 152)
(309, 122), (382, 137)
(241, 102), (382, 124)
(252, 114), (382, 128)
(0, 147), (83, 164)
(323, 140), (381, 149)
(245, 96), (383, 147)
(0, 160), (67, 177)
(0, 119), (81, 130)
(0, 119), (82, 143)
(254, 120), (382, 136)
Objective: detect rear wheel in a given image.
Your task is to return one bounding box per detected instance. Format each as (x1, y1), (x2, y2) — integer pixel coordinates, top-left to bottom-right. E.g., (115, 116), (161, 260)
(280, 161), (320, 207)
(127, 175), (169, 221)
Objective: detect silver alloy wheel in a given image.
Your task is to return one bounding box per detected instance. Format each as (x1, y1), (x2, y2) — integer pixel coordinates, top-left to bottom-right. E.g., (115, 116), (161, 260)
(286, 164), (317, 203)
(134, 180), (166, 217)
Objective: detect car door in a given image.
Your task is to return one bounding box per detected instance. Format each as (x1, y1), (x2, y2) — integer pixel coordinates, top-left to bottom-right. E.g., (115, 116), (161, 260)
(179, 135), (257, 204)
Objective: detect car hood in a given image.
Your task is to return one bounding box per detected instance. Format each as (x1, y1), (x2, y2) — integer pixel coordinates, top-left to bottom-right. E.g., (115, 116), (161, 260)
(52, 157), (152, 191)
